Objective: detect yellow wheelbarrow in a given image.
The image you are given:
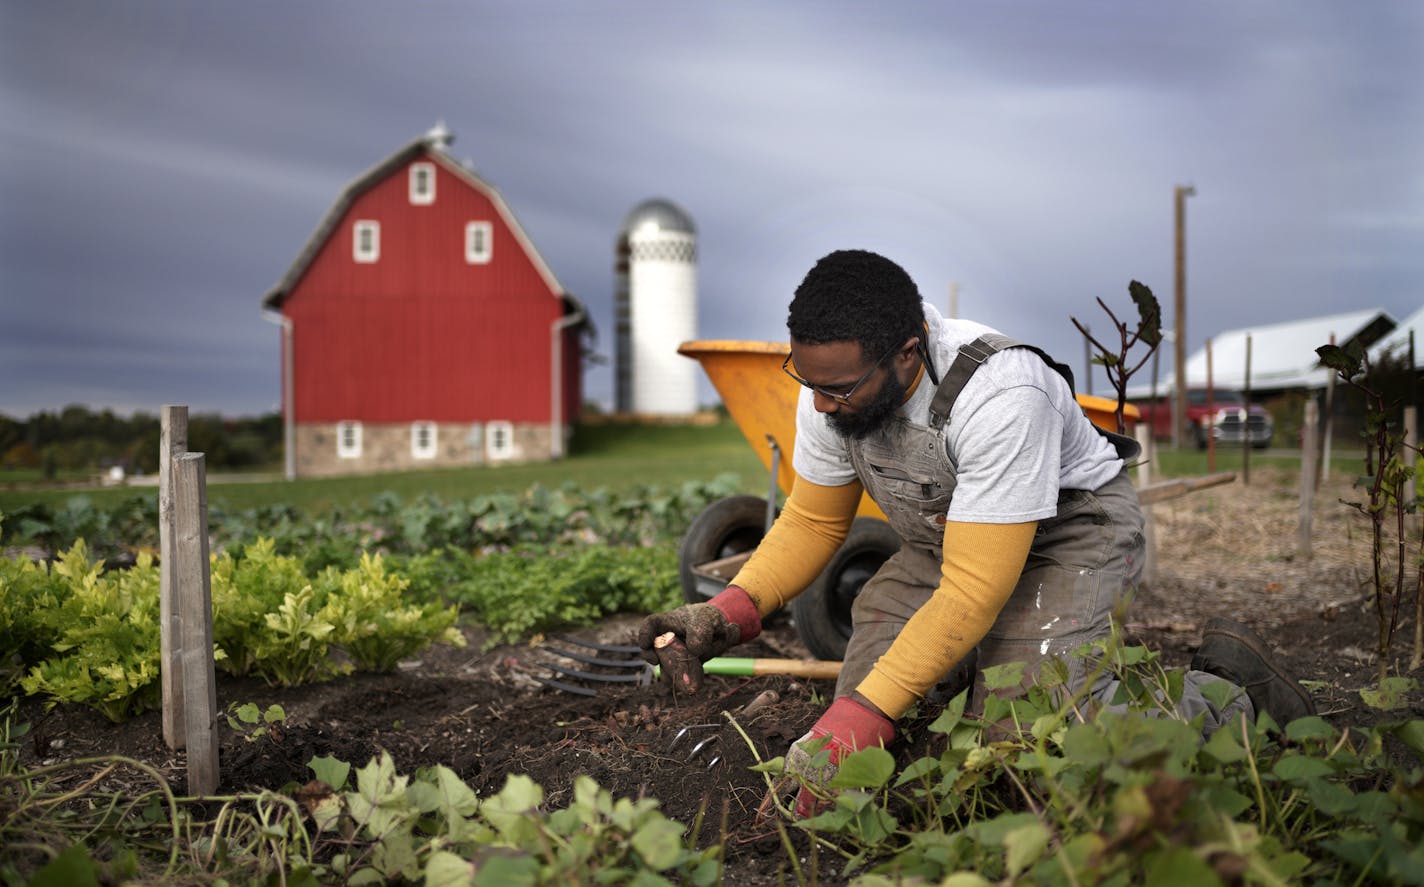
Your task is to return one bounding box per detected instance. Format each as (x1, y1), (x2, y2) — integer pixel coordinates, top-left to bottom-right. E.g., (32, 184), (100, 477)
(676, 339), (1138, 660)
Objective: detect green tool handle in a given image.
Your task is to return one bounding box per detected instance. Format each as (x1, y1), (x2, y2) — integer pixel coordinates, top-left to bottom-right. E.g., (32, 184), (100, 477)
(656, 657), (841, 680)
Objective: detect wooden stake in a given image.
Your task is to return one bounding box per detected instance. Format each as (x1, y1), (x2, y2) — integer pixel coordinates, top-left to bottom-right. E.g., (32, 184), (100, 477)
(159, 405), (188, 750)
(1243, 335), (1253, 485)
(1135, 424), (1156, 587)
(174, 453), (219, 795)
(1298, 400), (1317, 560)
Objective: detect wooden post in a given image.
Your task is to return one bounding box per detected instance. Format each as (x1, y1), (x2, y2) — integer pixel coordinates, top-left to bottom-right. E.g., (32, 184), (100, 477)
(1134, 424), (1156, 587)
(1298, 400), (1317, 560)
(1242, 334), (1252, 485)
(159, 405), (188, 750)
(1205, 338), (1215, 471)
(175, 453), (219, 795)
(1319, 333), (1336, 487)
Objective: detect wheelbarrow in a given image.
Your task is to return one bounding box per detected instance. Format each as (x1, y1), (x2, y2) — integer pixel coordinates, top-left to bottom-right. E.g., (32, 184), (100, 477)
(675, 339), (1140, 661)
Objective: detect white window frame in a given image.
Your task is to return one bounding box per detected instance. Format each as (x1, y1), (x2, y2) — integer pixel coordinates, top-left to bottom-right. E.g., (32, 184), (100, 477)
(409, 162), (435, 205)
(465, 221), (493, 264)
(410, 421), (437, 459)
(336, 421), (363, 459)
(353, 220), (380, 263)
(485, 420), (514, 460)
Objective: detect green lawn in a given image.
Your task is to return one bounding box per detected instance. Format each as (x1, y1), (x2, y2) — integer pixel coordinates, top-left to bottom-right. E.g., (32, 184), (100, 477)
(0, 421), (769, 515)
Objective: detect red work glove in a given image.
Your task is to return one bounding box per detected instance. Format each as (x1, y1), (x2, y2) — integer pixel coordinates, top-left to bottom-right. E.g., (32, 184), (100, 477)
(636, 586), (761, 692)
(785, 696), (895, 818)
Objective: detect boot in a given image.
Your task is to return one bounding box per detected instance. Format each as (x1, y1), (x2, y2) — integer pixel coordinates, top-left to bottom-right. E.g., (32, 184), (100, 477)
(1191, 618), (1315, 726)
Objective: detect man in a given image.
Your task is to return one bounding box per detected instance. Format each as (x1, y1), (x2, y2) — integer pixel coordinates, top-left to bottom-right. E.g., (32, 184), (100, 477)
(640, 249), (1313, 814)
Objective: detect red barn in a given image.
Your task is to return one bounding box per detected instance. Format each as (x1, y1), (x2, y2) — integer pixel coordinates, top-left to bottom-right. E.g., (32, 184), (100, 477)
(261, 123), (590, 478)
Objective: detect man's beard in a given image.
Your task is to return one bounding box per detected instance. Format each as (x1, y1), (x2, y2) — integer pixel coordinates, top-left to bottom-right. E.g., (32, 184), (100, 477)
(825, 371), (908, 440)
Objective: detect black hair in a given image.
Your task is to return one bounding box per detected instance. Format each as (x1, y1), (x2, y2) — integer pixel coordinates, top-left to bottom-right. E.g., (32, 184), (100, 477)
(787, 249), (926, 359)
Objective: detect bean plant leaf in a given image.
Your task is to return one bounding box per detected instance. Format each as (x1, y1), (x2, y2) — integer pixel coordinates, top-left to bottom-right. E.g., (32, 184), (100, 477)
(1316, 342), (1365, 378)
(981, 661), (1026, 691)
(829, 746), (895, 790)
(423, 851), (475, 887)
(1360, 676), (1417, 711)
(1129, 280), (1162, 347)
(1142, 846), (1219, 887)
(309, 755), (351, 791)
(1004, 821), (1051, 877)
(1272, 754), (1335, 783)
(347, 752), (412, 838)
(1200, 725), (1248, 765)
(630, 816), (686, 870)
(1390, 720), (1424, 761)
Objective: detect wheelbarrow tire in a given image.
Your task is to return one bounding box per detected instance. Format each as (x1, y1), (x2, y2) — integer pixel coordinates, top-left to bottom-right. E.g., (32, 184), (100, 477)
(678, 495), (776, 604)
(793, 517), (900, 661)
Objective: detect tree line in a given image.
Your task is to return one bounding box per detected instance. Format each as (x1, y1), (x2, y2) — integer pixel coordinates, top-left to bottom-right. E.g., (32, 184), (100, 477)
(0, 406), (282, 477)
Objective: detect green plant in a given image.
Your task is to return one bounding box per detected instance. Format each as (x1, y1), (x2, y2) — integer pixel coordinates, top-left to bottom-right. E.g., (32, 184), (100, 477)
(17, 542), (162, 722)
(303, 752), (721, 885)
(321, 552), (465, 673)
(1318, 340), (1419, 679)
(1071, 279), (1163, 434)
(226, 702), (288, 743)
(436, 543), (681, 646)
(747, 633), (1424, 885)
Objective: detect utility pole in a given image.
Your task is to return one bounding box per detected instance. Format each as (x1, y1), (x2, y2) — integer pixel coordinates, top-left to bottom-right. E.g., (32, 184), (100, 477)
(1172, 184), (1196, 449)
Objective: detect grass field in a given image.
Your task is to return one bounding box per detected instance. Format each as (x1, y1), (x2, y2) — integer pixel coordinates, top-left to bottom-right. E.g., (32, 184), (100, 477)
(0, 421), (770, 514)
(0, 419), (1365, 517)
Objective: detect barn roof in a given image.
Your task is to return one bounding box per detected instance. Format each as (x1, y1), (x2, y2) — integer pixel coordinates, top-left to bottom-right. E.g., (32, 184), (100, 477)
(1368, 305), (1424, 368)
(261, 123), (573, 314)
(1125, 307), (1397, 396)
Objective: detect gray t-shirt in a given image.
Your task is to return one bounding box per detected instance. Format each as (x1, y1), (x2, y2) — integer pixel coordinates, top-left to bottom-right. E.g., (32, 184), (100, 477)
(791, 304), (1124, 524)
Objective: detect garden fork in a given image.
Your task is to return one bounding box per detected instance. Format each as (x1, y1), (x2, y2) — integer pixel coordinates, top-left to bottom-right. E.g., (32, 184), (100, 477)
(535, 636), (841, 696)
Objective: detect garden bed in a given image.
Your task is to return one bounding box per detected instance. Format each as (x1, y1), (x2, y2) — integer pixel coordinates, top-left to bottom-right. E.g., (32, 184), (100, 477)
(10, 467), (1424, 884)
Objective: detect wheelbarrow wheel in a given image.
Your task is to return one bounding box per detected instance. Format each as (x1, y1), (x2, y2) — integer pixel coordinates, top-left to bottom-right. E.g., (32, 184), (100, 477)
(792, 517), (900, 661)
(678, 495), (775, 604)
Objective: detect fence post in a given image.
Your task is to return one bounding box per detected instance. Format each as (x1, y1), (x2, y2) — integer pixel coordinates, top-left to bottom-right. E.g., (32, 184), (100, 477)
(159, 405), (188, 750)
(1134, 424), (1156, 586)
(174, 452), (219, 795)
(1298, 400), (1318, 560)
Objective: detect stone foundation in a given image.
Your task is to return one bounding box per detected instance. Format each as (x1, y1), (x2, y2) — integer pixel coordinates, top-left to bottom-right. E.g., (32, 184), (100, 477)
(295, 421), (559, 478)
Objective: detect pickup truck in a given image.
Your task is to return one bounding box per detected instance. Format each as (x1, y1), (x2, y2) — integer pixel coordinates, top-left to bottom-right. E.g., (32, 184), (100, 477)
(1132, 387), (1273, 449)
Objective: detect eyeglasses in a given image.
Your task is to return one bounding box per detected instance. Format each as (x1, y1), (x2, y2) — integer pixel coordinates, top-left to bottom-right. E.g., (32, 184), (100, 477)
(782, 343), (900, 405)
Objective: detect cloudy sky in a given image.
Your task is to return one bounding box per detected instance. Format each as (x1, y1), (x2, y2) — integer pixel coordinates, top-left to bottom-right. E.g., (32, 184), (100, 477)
(3, 1), (1420, 418)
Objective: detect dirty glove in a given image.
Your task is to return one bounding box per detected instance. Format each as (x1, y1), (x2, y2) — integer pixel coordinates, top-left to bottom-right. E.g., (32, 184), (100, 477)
(636, 585), (761, 692)
(785, 696), (895, 818)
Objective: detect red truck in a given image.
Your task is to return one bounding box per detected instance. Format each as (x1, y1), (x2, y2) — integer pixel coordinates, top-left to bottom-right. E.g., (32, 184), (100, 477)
(1132, 387), (1274, 449)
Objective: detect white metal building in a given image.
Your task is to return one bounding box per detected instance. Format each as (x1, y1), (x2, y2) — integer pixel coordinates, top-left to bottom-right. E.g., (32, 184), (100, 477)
(614, 198), (699, 416)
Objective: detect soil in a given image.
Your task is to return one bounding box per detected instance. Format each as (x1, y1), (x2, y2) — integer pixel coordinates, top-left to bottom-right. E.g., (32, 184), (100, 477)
(12, 466), (1424, 885)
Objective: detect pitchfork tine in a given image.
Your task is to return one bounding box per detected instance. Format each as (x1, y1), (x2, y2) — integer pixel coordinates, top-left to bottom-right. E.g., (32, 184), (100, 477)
(542, 644), (649, 670)
(553, 636), (642, 655)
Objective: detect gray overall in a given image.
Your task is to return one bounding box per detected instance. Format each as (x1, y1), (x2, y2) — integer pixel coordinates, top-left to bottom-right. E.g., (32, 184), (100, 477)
(833, 334), (1252, 733)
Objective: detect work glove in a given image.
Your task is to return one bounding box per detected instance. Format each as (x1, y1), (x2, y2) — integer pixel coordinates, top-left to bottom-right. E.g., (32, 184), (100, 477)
(637, 585), (761, 692)
(784, 696), (895, 818)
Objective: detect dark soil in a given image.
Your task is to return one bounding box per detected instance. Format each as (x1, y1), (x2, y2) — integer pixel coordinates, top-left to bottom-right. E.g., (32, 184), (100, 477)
(13, 468), (1424, 885)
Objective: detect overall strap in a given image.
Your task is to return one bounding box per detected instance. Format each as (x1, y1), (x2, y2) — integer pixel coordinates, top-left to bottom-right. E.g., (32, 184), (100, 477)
(927, 334), (1076, 429)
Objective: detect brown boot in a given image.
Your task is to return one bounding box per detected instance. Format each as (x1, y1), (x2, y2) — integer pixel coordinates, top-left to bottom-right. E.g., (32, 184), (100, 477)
(1191, 618), (1315, 726)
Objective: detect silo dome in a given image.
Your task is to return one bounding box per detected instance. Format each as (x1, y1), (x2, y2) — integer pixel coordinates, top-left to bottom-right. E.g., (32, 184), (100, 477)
(620, 199), (697, 239)
(614, 198), (699, 416)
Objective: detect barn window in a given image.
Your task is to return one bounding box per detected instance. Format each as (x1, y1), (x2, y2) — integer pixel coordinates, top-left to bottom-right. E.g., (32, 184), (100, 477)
(353, 221), (380, 263)
(336, 421), (362, 458)
(486, 420), (514, 460)
(409, 163), (435, 205)
(411, 421), (437, 459)
(465, 221), (493, 264)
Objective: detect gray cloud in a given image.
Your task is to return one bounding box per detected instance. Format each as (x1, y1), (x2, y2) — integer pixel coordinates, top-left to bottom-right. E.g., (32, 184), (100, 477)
(2, 0), (1420, 417)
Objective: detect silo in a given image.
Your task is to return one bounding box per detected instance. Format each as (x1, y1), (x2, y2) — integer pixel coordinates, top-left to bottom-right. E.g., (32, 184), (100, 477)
(614, 198), (698, 416)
